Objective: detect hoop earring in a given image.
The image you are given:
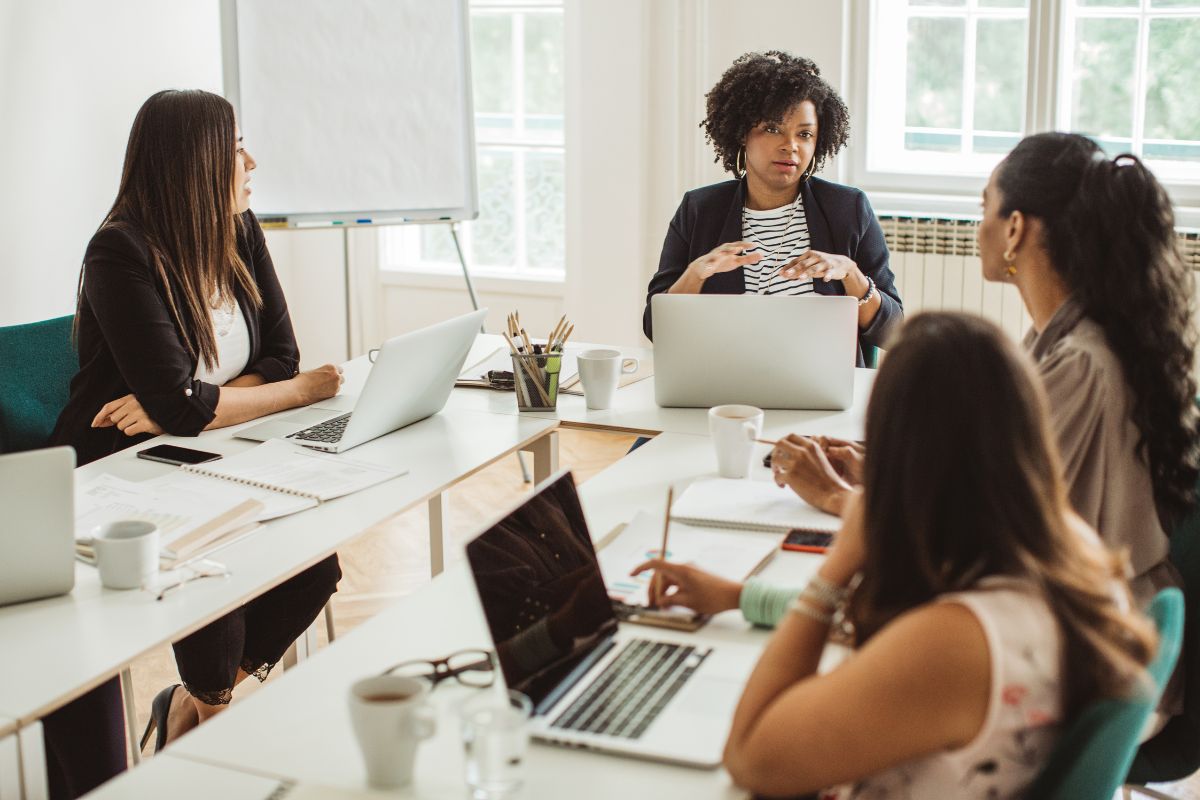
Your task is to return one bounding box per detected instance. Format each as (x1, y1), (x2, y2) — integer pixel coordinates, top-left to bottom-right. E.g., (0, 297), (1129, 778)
(1003, 249), (1017, 277)
(801, 159), (817, 182)
(735, 147), (746, 178)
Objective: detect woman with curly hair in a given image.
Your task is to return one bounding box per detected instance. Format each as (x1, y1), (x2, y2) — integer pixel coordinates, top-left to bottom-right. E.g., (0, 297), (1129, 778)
(642, 51), (902, 366)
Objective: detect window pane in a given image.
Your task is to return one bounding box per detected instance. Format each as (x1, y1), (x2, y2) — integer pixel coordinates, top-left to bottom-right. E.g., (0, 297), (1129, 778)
(1151, 0), (1200, 7)
(973, 133), (1021, 153)
(420, 225), (459, 264)
(471, 13), (512, 115)
(979, 0), (1027, 6)
(1076, 0), (1138, 6)
(1145, 18), (1200, 148)
(1071, 18), (1137, 139)
(524, 152), (564, 271)
(906, 17), (965, 130)
(523, 12), (564, 118)
(474, 149), (517, 268)
(974, 18), (1027, 133)
(904, 131), (962, 152)
(909, 0), (964, 6)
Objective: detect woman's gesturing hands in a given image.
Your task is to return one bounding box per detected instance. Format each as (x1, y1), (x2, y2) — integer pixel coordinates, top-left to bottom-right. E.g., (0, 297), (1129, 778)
(688, 240), (763, 282)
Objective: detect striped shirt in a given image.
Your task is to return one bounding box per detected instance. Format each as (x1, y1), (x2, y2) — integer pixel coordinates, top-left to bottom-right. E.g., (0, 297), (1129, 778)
(741, 195), (814, 296)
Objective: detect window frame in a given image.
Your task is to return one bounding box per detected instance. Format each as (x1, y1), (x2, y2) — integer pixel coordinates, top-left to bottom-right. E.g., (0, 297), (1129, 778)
(380, 0), (567, 282)
(849, 0), (1200, 212)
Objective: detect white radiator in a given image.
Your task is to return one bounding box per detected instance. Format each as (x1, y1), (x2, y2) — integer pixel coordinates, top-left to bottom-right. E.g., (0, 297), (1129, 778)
(879, 216), (1200, 344)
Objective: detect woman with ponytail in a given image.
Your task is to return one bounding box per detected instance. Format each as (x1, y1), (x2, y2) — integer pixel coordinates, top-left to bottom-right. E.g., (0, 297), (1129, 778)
(977, 132), (1199, 608)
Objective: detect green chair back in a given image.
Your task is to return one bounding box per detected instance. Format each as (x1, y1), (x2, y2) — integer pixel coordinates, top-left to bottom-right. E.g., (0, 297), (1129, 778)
(1027, 588), (1184, 799)
(1126, 465), (1200, 785)
(0, 315), (77, 454)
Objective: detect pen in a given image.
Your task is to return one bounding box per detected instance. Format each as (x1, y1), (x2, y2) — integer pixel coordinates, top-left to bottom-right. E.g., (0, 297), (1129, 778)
(755, 438), (778, 446)
(654, 486), (673, 607)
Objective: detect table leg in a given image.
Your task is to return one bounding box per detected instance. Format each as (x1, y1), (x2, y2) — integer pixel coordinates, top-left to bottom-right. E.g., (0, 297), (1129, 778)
(0, 727), (19, 800)
(428, 493), (447, 577)
(524, 431), (559, 485)
(119, 668), (140, 766)
(16, 722), (47, 800)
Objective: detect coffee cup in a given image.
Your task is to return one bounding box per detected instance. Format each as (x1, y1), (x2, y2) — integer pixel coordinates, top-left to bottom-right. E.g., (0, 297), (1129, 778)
(708, 404), (764, 479)
(576, 349), (639, 411)
(91, 521), (160, 590)
(348, 674), (436, 789)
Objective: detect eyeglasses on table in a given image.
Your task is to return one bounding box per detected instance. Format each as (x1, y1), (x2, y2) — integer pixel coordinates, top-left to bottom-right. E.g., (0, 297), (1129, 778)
(381, 649), (496, 689)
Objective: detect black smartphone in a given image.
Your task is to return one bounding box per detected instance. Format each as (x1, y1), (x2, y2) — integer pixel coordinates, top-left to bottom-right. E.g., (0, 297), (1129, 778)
(782, 529), (834, 554)
(136, 444), (222, 466)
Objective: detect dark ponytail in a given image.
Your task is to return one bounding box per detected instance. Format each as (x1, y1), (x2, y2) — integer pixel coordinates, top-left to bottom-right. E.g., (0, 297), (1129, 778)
(996, 132), (1200, 523)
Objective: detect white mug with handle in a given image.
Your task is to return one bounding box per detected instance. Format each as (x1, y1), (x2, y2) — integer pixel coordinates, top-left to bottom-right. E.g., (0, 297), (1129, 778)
(708, 404), (764, 479)
(576, 348), (639, 410)
(348, 674), (437, 789)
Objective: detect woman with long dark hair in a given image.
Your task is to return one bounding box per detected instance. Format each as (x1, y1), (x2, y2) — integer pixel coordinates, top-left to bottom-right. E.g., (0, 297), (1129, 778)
(642, 51), (902, 367)
(717, 312), (1155, 798)
(47, 89), (342, 796)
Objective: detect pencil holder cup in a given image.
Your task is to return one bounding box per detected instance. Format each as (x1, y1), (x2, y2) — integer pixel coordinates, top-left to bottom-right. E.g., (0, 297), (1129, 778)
(511, 353), (560, 412)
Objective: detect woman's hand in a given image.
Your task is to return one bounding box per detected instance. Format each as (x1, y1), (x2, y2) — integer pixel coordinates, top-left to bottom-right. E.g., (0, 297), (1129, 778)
(686, 241), (763, 283)
(291, 364), (343, 405)
(631, 559), (743, 614)
(816, 436), (866, 486)
(771, 435), (854, 516)
(778, 250), (857, 284)
(91, 394), (164, 437)
(819, 489), (867, 587)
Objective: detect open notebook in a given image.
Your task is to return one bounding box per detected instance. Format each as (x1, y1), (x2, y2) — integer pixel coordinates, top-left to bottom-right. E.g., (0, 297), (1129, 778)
(670, 477), (841, 534)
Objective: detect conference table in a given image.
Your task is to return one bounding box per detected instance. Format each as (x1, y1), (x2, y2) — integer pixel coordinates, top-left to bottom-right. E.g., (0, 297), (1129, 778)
(79, 348), (874, 799)
(0, 356), (562, 797)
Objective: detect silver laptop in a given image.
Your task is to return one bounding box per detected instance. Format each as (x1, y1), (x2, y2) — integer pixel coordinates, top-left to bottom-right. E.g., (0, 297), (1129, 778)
(0, 447), (75, 605)
(466, 471), (758, 768)
(652, 294), (857, 409)
(237, 308), (486, 453)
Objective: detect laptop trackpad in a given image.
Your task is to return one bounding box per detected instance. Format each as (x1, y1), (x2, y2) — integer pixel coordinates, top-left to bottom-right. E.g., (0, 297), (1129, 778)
(234, 407), (342, 442)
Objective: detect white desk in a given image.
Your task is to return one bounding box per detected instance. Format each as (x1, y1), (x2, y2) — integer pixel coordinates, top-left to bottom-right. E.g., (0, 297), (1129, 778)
(0, 408), (555, 730)
(447, 336), (874, 440)
(96, 432), (841, 799)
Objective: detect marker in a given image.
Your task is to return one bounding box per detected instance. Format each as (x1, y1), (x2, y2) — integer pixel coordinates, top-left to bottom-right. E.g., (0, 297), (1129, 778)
(356, 218), (372, 224)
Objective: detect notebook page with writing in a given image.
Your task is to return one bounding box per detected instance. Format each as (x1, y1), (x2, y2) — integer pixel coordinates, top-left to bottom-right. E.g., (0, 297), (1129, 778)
(670, 478), (841, 533)
(182, 439), (404, 502)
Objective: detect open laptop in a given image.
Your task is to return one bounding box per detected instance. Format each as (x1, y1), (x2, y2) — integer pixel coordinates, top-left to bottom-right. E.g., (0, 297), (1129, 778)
(237, 308), (486, 453)
(0, 447), (75, 606)
(652, 294), (857, 410)
(465, 470), (759, 768)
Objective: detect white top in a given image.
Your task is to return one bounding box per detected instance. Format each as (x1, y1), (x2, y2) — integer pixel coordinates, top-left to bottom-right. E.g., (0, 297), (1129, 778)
(741, 195), (814, 296)
(194, 297), (250, 386)
(826, 580), (1063, 800)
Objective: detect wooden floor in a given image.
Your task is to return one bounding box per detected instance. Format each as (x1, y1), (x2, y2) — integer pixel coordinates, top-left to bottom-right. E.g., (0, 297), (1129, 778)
(127, 427), (638, 747)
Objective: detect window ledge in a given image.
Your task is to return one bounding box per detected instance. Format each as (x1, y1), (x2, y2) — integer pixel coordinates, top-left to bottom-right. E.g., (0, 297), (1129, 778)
(380, 267), (566, 297)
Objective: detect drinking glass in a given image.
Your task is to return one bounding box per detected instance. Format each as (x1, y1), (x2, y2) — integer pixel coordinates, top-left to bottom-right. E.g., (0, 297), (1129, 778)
(460, 689), (533, 799)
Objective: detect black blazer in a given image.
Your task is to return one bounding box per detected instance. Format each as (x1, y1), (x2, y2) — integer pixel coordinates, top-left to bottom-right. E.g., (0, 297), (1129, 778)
(643, 177), (903, 366)
(51, 211), (300, 465)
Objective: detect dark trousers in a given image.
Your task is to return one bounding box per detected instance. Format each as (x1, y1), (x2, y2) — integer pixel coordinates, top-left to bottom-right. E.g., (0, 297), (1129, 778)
(173, 555), (341, 704)
(42, 678), (126, 800)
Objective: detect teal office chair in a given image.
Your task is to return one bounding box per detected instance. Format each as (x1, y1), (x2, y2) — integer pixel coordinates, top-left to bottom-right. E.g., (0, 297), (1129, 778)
(1025, 587), (1184, 800)
(0, 315), (76, 454)
(1125, 469), (1200, 795)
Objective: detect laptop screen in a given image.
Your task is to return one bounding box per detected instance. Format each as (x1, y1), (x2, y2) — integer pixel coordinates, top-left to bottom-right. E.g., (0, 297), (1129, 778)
(466, 472), (618, 707)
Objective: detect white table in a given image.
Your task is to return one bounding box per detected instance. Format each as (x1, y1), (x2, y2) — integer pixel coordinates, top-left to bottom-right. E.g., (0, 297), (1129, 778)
(96, 432), (843, 799)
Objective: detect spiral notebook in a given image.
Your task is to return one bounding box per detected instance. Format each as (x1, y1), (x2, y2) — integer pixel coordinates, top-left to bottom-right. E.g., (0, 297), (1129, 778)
(670, 477), (841, 534)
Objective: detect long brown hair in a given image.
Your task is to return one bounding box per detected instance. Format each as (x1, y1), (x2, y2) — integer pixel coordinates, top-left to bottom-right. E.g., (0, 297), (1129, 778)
(83, 89), (262, 370)
(849, 312), (1156, 718)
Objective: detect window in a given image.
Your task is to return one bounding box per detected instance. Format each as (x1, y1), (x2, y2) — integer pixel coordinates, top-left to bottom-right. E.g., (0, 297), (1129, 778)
(860, 0), (1200, 190)
(381, 0), (565, 280)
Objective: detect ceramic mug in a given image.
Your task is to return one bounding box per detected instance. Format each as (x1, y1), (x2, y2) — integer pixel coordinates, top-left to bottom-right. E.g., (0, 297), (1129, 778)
(91, 520), (160, 590)
(348, 674), (437, 789)
(576, 349), (639, 411)
(708, 404), (764, 479)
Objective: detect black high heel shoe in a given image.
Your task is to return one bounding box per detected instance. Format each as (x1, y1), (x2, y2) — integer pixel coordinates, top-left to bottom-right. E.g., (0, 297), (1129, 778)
(139, 684), (180, 754)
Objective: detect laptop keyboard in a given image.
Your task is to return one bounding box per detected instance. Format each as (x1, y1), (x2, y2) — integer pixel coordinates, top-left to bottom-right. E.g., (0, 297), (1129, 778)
(287, 413), (352, 444)
(550, 639), (709, 740)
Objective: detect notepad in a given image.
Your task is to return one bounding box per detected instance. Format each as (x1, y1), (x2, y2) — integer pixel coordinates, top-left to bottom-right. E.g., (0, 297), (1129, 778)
(670, 477), (842, 534)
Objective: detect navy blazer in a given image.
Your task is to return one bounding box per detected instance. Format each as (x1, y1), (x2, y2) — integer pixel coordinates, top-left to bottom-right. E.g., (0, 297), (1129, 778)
(643, 177), (903, 367)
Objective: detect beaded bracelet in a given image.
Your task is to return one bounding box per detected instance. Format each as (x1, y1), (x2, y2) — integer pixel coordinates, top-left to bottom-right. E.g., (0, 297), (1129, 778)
(787, 595), (834, 625)
(857, 274), (877, 306)
(801, 574), (850, 610)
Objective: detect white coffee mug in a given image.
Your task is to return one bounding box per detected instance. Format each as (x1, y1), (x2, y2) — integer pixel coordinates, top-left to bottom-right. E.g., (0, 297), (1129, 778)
(91, 521), (160, 590)
(576, 349), (639, 411)
(708, 404), (764, 479)
(348, 674), (436, 789)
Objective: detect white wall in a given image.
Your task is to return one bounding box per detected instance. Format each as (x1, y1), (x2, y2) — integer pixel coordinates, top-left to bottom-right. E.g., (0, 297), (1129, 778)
(0, 1), (222, 326)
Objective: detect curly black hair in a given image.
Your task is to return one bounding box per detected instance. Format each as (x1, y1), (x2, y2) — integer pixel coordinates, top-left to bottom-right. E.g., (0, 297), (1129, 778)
(997, 132), (1200, 523)
(702, 51), (850, 177)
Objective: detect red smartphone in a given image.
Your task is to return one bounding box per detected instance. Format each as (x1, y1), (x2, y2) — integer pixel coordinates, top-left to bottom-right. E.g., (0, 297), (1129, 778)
(782, 529), (833, 554)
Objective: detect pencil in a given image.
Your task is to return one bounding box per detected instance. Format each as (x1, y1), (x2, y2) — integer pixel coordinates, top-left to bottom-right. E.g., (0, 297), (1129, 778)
(654, 486), (673, 607)
(755, 438), (778, 446)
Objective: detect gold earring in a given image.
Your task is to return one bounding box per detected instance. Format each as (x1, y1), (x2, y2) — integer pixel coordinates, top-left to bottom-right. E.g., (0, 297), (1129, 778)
(736, 147), (746, 177)
(1003, 249), (1017, 277)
